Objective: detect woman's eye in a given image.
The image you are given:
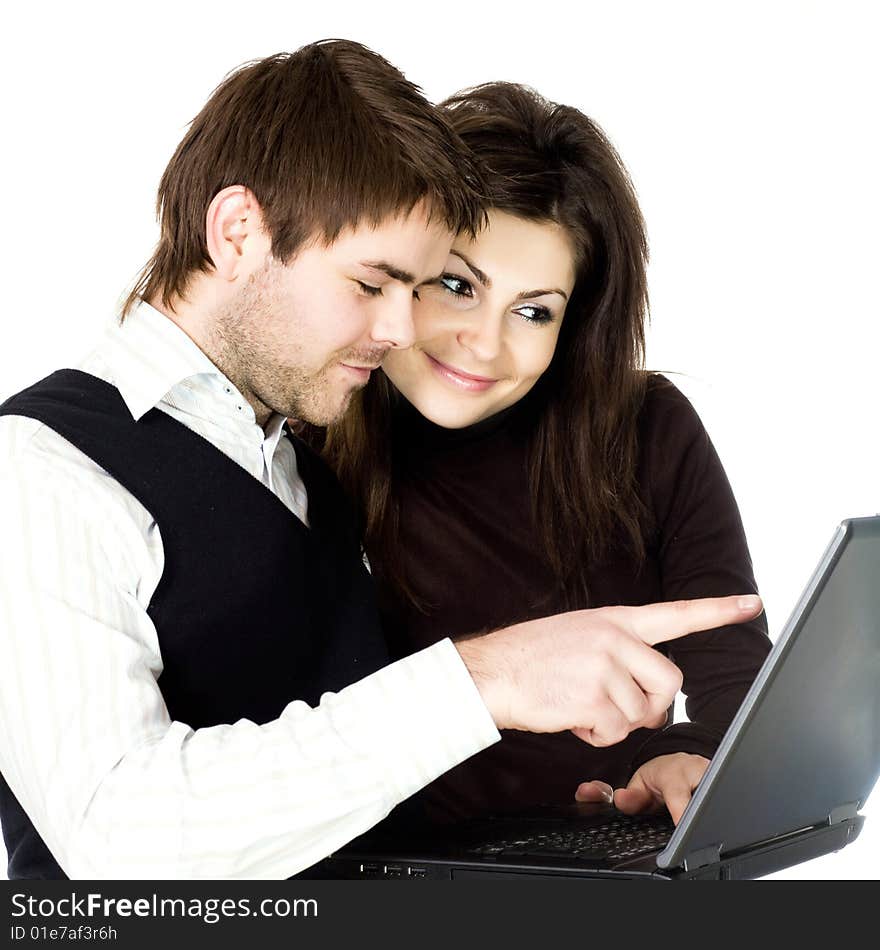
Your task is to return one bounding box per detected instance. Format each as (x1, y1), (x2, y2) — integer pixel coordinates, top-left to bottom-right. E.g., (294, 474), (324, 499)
(514, 304), (554, 325)
(356, 281), (383, 297)
(439, 275), (473, 298)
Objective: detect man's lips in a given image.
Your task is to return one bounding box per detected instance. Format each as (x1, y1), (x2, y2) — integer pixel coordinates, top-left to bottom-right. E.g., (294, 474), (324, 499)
(339, 362), (381, 382)
(425, 353), (498, 393)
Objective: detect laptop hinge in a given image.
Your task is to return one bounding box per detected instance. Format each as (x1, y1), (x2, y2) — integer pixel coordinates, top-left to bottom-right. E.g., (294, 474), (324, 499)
(827, 802), (859, 825)
(682, 843), (723, 872)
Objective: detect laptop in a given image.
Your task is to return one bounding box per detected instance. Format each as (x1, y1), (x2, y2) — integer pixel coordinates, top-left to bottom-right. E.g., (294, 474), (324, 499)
(317, 515), (880, 880)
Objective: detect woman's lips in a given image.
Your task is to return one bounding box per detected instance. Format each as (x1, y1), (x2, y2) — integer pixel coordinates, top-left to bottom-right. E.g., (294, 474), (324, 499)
(425, 353), (498, 393)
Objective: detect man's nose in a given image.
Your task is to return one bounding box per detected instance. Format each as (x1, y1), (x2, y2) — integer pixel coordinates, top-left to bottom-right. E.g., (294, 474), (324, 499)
(370, 294), (416, 349)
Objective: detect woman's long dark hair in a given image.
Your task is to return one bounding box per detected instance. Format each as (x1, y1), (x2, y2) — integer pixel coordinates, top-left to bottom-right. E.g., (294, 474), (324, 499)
(319, 82), (655, 609)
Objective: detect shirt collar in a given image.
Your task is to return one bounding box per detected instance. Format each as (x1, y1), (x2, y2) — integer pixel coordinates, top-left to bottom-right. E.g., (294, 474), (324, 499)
(97, 298), (242, 422)
(263, 411), (288, 446)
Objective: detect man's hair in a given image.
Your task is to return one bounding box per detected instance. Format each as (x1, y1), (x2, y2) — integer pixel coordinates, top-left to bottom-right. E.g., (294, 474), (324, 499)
(121, 39), (486, 318)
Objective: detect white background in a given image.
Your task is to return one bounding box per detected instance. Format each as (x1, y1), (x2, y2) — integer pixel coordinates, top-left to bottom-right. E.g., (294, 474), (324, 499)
(0, 1), (877, 880)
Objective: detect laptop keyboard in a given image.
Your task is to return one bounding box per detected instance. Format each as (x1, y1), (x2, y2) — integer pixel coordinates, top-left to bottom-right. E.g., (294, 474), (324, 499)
(467, 813), (675, 864)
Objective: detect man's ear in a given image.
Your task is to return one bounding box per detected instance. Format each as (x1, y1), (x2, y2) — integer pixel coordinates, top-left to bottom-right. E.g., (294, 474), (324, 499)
(205, 185), (271, 282)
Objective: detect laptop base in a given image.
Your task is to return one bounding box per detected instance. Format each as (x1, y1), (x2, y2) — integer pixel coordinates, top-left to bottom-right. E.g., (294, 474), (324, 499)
(317, 815), (863, 881)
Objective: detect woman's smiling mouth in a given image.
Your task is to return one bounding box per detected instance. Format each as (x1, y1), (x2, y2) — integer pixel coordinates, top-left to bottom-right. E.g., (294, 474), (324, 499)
(424, 353), (499, 393)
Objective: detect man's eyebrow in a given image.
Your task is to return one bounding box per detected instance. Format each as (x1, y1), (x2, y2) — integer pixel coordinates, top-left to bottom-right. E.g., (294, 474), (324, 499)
(359, 260), (417, 285)
(515, 287), (569, 302)
(449, 250), (491, 288)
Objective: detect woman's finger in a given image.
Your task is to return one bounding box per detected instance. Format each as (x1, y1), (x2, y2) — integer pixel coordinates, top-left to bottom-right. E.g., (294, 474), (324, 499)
(574, 780), (614, 804)
(610, 785), (658, 815)
(660, 781), (694, 825)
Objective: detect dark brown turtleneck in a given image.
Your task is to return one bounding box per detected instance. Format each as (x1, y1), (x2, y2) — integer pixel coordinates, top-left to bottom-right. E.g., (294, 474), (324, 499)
(375, 373), (772, 823)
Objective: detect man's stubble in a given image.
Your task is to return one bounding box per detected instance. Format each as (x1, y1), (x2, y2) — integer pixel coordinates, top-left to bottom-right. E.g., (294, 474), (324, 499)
(207, 255), (381, 426)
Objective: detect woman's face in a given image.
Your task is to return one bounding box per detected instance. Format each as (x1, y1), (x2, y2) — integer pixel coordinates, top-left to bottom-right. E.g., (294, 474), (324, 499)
(383, 210), (576, 429)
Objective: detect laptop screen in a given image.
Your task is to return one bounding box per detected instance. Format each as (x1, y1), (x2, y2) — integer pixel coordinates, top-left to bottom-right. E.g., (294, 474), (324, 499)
(658, 515), (880, 870)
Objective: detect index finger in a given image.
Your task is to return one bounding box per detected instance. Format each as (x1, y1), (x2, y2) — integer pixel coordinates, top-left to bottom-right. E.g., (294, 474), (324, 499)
(618, 595), (764, 646)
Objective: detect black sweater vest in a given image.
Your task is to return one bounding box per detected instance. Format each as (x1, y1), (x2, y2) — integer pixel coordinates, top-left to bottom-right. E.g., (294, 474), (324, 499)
(0, 369), (389, 878)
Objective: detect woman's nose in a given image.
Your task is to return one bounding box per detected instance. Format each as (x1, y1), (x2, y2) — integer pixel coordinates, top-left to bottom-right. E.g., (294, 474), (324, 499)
(456, 315), (502, 363)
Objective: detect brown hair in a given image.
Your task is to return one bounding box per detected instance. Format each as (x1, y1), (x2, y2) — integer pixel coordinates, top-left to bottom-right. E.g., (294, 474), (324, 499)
(322, 82), (655, 609)
(121, 39), (486, 319)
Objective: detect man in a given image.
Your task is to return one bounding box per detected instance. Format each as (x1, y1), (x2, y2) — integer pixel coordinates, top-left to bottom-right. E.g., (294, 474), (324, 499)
(0, 39), (763, 879)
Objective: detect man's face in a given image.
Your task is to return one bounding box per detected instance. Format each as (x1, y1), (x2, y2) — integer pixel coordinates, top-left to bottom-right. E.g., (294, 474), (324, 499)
(210, 202), (453, 426)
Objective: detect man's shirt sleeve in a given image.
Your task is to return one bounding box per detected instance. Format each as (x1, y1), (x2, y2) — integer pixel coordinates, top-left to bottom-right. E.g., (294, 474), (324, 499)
(0, 419), (499, 879)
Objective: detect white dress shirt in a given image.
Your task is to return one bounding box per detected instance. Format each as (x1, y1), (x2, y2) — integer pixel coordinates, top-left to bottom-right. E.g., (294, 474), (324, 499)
(0, 300), (500, 880)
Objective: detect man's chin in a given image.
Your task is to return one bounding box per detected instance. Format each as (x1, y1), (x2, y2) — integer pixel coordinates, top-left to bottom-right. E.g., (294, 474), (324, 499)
(293, 391), (356, 427)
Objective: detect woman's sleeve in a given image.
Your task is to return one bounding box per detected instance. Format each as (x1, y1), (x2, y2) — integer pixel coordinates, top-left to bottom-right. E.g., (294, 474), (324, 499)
(629, 377), (772, 773)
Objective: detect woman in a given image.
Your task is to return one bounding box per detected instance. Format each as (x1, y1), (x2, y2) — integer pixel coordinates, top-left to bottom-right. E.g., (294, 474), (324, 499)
(321, 82), (771, 825)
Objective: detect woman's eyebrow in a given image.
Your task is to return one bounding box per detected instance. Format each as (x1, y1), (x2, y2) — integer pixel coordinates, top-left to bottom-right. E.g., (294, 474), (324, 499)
(515, 287), (568, 301)
(450, 250), (567, 301)
(449, 250), (491, 288)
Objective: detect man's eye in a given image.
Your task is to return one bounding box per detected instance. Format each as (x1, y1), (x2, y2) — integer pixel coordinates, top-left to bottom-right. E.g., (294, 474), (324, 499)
(440, 275), (473, 297)
(356, 281), (383, 297)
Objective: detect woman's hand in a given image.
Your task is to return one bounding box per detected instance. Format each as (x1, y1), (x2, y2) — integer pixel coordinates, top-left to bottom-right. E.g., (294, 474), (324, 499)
(574, 752), (711, 824)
